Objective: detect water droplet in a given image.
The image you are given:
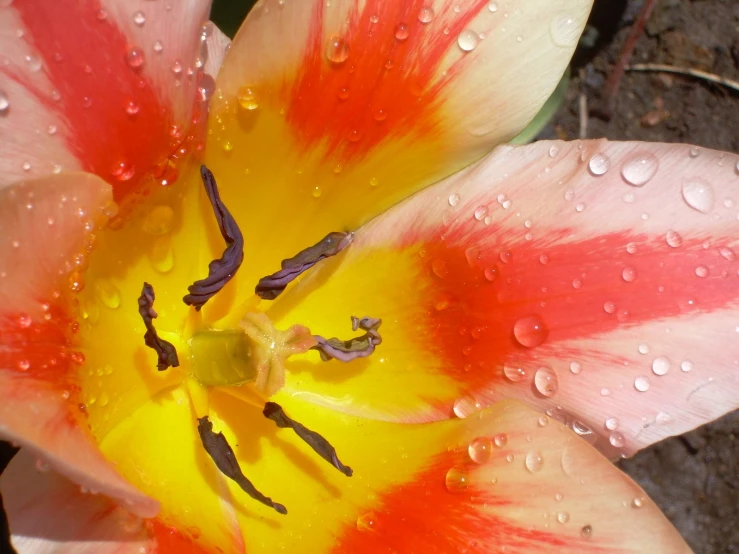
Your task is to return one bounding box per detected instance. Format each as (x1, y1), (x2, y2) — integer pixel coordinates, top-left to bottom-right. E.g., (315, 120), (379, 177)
(99, 392), (109, 407)
(557, 511), (570, 524)
(457, 29), (479, 52)
(236, 86), (259, 111)
(631, 497), (644, 509)
(600, 387), (611, 396)
(620, 152), (658, 186)
(605, 417), (619, 431)
(548, 145), (560, 158)
(111, 161), (135, 181)
(524, 451), (544, 473)
(569, 361), (582, 374)
(609, 431), (625, 448)
(680, 360), (693, 372)
(538, 415), (549, 427)
(452, 396), (480, 418)
(484, 266), (498, 282)
(539, 254), (550, 265)
(588, 153), (610, 176)
(153, 40), (164, 53)
(133, 10), (146, 26)
(474, 205), (488, 221)
(695, 265), (709, 278)
(94, 280), (121, 309)
(0, 91), (9, 115)
(356, 511), (378, 532)
(445, 466), (470, 492)
(503, 364), (527, 382)
(626, 242), (638, 254)
(513, 315), (548, 348)
(719, 246), (735, 261)
(651, 356), (670, 376)
(488, 1), (498, 12)
(622, 267), (637, 282)
(431, 258), (448, 279)
(170, 59), (183, 76)
(499, 251), (512, 264)
(394, 23), (409, 40)
(494, 433), (507, 447)
(448, 193), (460, 207)
(311, 186), (322, 198)
(505, 453), (514, 463)
(634, 376), (650, 392)
(656, 411), (672, 425)
(682, 177), (715, 213)
(581, 524), (593, 539)
(140, 205), (174, 236)
(637, 343), (650, 355)
(603, 301), (616, 314)
(125, 47), (145, 69)
(325, 36), (350, 63)
(665, 230), (683, 248)
(575, 203), (586, 212)
(17, 359), (30, 371)
(125, 100), (140, 115)
(534, 367), (558, 397)
(468, 437), (493, 464)
(150, 236), (174, 274)
(549, 13), (579, 47)
(571, 420), (593, 440)
(418, 7), (434, 23)
(689, 146), (700, 158)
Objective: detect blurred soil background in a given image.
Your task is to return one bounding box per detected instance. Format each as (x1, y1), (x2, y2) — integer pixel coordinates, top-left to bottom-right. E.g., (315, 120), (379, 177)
(1, 0), (737, 552)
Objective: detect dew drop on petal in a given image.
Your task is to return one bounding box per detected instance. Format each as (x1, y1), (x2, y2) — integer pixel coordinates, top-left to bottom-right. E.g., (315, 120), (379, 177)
(621, 152), (658, 186)
(488, 1), (498, 12)
(468, 437), (493, 464)
(549, 13), (580, 47)
(448, 193), (460, 207)
(457, 29), (479, 52)
(474, 205), (488, 221)
(537, 416), (549, 427)
(524, 451), (544, 473)
(35, 458), (50, 472)
(656, 411), (672, 425)
(682, 177), (715, 213)
(494, 433), (507, 447)
(603, 301), (616, 314)
(325, 36), (350, 63)
(638, 343), (649, 354)
(588, 153), (610, 176)
(534, 367), (558, 397)
(719, 246), (735, 261)
(695, 265), (709, 278)
(431, 258), (448, 279)
(609, 431), (625, 448)
(680, 359), (693, 372)
(622, 267), (637, 282)
(356, 511), (378, 532)
(634, 376), (650, 392)
(453, 396), (480, 418)
(513, 315), (548, 348)
(394, 23), (410, 40)
(418, 7), (434, 23)
(0, 91), (9, 115)
(605, 417), (619, 431)
(651, 356), (670, 376)
(125, 47), (145, 69)
(665, 230), (683, 248)
(548, 145), (560, 158)
(632, 497), (644, 509)
(132, 10), (146, 26)
(503, 364), (527, 383)
(94, 280), (120, 310)
(689, 146), (700, 158)
(581, 525), (593, 539)
(569, 361), (582, 374)
(557, 511), (570, 524)
(484, 266), (498, 282)
(445, 466), (470, 492)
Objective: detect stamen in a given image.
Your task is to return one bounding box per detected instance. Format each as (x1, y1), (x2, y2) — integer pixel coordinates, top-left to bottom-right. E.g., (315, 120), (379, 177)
(197, 416), (287, 515)
(263, 402), (353, 477)
(312, 316), (382, 362)
(255, 231), (353, 300)
(137, 282), (180, 371)
(183, 166), (244, 311)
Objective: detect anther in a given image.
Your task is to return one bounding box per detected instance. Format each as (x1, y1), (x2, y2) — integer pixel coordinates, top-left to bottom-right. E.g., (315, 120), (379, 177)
(183, 166), (244, 310)
(255, 231), (353, 300)
(263, 402), (352, 477)
(137, 282), (179, 371)
(312, 316), (382, 362)
(197, 416), (287, 515)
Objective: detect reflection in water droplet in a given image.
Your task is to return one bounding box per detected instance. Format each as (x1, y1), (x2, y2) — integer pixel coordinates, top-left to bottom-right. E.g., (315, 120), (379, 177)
(445, 466), (470, 492)
(325, 36), (350, 63)
(588, 153), (610, 176)
(665, 230), (683, 248)
(534, 367), (558, 397)
(525, 451), (544, 473)
(538, 416), (549, 427)
(453, 396), (480, 418)
(457, 29), (479, 52)
(634, 376), (650, 392)
(605, 417), (619, 430)
(494, 433), (507, 447)
(548, 145), (559, 158)
(125, 47), (145, 69)
(682, 177), (715, 213)
(622, 267), (637, 282)
(621, 152), (658, 186)
(503, 364), (527, 382)
(418, 7), (434, 23)
(651, 356), (670, 376)
(609, 431), (625, 448)
(513, 315), (548, 348)
(468, 437), (493, 464)
(549, 13), (579, 47)
(631, 497), (644, 509)
(394, 23), (410, 40)
(237, 86), (259, 111)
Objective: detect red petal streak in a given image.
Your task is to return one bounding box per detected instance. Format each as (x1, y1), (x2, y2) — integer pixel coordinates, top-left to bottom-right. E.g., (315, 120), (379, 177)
(4, 0), (187, 204)
(147, 519), (218, 554)
(412, 226), (739, 408)
(332, 451), (576, 553)
(287, 0), (489, 165)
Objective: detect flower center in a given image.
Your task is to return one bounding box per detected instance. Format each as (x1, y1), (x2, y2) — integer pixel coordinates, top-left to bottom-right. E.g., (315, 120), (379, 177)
(132, 166), (383, 515)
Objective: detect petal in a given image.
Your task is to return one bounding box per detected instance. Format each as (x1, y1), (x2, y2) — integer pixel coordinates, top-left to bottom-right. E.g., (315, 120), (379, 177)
(1, 450), (215, 553)
(0, 173), (157, 517)
(209, 396), (687, 552)
(0, 0), (212, 204)
(272, 140), (739, 456)
(198, 0), (592, 320)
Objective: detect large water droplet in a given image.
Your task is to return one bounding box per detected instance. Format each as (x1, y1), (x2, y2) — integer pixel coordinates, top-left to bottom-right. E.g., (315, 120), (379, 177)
(445, 466), (470, 492)
(651, 356), (670, 376)
(503, 364), (527, 382)
(394, 23), (410, 40)
(534, 366), (558, 397)
(682, 177), (715, 213)
(457, 29), (479, 52)
(605, 417), (619, 430)
(524, 451), (544, 473)
(452, 396), (480, 418)
(665, 230), (683, 248)
(325, 36), (350, 63)
(634, 375), (650, 392)
(125, 47), (145, 69)
(494, 433), (507, 447)
(588, 153), (610, 176)
(622, 267), (637, 282)
(418, 7), (434, 23)
(621, 152), (658, 186)
(549, 13), (580, 47)
(468, 437), (493, 464)
(513, 315), (548, 348)
(0, 91), (9, 115)
(488, 1), (499, 12)
(719, 246), (735, 261)
(609, 431), (625, 448)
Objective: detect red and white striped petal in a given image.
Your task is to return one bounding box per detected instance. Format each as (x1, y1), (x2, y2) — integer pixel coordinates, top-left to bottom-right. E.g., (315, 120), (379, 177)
(0, 173), (157, 517)
(274, 140), (739, 456)
(0, 0), (213, 204)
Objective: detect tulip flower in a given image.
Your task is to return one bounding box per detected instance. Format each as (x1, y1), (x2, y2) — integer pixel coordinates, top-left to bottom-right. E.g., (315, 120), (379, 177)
(0, 0), (736, 552)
